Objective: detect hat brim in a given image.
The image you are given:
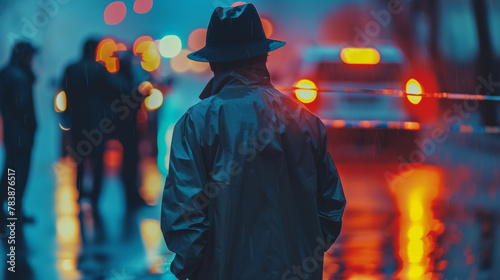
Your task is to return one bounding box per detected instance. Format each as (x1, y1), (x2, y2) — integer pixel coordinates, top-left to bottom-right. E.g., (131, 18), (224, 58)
(187, 39), (285, 62)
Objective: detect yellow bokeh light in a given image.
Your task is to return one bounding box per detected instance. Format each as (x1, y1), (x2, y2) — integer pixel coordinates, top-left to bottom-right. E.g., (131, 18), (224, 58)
(56, 216), (80, 242)
(139, 158), (164, 205)
(407, 264), (426, 278)
(407, 225), (425, 240)
(133, 36), (154, 55)
(136, 41), (161, 72)
(406, 78), (423, 105)
(340, 48), (381, 65)
(159, 35), (182, 58)
(145, 88), (163, 110)
(55, 91), (67, 112)
(407, 239), (424, 263)
(409, 197), (424, 222)
(294, 79), (317, 103)
(140, 219), (162, 250)
(393, 168), (443, 280)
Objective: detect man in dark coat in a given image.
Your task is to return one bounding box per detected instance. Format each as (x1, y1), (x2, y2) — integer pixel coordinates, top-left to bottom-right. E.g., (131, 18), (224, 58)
(0, 41), (38, 280)
(113, 51), (145, 210)
(61, 38), (117, 206)
(161, 4), (346, 280)
(0, 42), (38, 222)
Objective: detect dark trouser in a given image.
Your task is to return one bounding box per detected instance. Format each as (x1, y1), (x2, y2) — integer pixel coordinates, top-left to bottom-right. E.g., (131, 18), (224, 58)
(0, 131), (34, 257)
(117, 122), (142, 208)
(71, 129), (105, 206)
(1, 148), (32, 219)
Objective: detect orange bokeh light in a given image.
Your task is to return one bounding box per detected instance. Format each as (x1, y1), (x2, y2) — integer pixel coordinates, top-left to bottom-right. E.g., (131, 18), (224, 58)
(170, 49), (191, 73)
(231, 1), (246, 7)
(133, 36), (154, 55)
(404, 122), (421, 131)
(139, 81), (153, 95)
(116, 42), (127, 51)
(261, 18), (273, 37)
(104, 139), (123, 175)
(96, 38), (123, 73)
(188, 28), (207, 51)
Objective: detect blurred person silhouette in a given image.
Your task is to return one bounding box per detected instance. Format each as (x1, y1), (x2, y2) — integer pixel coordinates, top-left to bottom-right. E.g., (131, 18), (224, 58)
(161, 4), (346, 280)
(61, 38), (118, 245)
(0, 41), (37, 280)
(473, 0), (499, 126)
(113, 50), (146, 211)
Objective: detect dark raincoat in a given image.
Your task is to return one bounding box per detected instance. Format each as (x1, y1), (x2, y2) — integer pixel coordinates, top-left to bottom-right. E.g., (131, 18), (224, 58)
(0, 47), (37, 222)
(161, 63), (346, 280)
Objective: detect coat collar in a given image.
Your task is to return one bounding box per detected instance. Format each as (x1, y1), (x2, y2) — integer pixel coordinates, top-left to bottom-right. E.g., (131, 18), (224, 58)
(199, 62), (273, 100)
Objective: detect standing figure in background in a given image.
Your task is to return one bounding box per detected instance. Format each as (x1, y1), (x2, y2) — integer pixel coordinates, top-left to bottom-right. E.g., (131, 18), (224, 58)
(114, 51), (145, 210)
(0, 42), (38, 223)
(61, 38), (119, 248)
(0, 41), (38, 280)
(62, 38), (117, 207)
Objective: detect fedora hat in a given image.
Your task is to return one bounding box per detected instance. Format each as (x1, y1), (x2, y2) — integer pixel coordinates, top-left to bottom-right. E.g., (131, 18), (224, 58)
(187, 3), (285, 62)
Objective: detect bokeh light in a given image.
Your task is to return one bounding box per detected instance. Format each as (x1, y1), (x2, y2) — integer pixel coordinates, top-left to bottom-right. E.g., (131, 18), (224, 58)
(159, 35), (182, 58)
(96, 38), (121, 73)
(170, 49), (191, 73)
(133, 36), (154, 55)
(139, 81), (153, 95)
(133, 0), (153, 14)
(261, 18), (273, 37)
(406, 78), (423, 105)
(188, 28), (207, 51)
(139, 158), (163, 205)
(55, 91), (66, 112)
(57, 216), (80, 242)
(104, 139), (124, 176)
(340, 48), (381, 65)
(59, 123), (70, 131)
(116, 42), (127, 51)
(392, 167), (442, 280)
(295, 79), (318, 103)
(145, 88), (163, 110)
(231, 1), (246, 7)
(104, 1), (127, 25)
(134, 37), (161, 72)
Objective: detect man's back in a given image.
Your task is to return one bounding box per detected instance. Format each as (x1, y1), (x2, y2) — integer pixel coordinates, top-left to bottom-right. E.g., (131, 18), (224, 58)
(162, 64), (346, 280)
(62, 59), (114, 130)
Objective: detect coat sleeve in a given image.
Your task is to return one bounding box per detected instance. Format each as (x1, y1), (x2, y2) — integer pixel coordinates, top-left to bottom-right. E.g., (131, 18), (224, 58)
(161, 112), (210, 280)
(316, 120), (346, 252)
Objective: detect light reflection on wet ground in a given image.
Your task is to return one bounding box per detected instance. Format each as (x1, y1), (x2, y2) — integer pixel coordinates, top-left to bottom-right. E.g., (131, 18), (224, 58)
(322, 130), (500, 280)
